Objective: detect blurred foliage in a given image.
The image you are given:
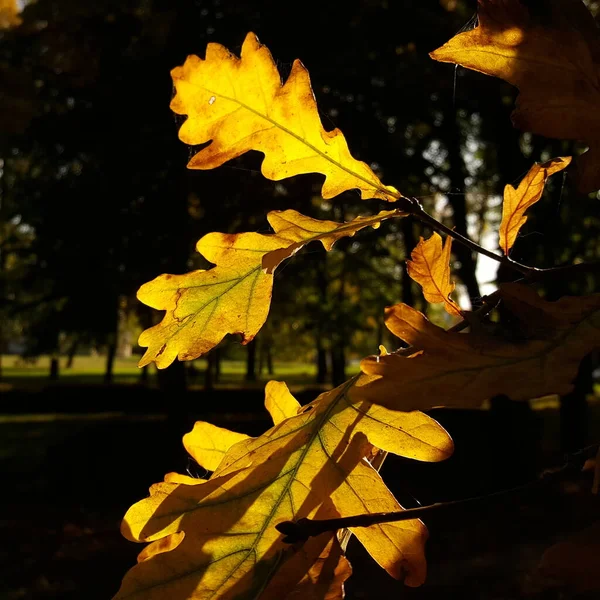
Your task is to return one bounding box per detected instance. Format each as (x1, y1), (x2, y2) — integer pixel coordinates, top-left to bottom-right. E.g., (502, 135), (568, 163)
(0, 0), (598, 385)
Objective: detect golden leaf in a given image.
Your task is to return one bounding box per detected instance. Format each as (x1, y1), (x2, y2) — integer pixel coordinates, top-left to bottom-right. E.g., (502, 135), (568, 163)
(0, 0), (22, 30)
(138, 209), (399, 368)
(358, 283), (600, 411)
(500, 157), (571, 255)
(183, 422), (250, 472)
(170, 32), (400, 201)
(430, 0), (598, 192)
(114, 381), (453, 599)
(406, 233), (461, 317)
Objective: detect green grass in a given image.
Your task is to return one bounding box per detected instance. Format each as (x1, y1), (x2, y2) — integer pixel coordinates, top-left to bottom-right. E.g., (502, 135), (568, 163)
(0, 354), (357, 390)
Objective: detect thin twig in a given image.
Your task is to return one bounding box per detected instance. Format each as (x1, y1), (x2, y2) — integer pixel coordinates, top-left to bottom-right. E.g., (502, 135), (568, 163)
(397, 197), (600, 281)
(276, 443), (599, 543)
(402, 197), (534, 275)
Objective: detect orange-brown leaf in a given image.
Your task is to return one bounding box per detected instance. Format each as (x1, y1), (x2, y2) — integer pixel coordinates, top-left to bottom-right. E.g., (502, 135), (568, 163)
(430, 0), (598, 192)
(262, 535), (352, 600)
(114, 381), (453, 599)
(539, 522), (600, 593)
(358, 283), (600, 411)
(0, 0), (22, 29)
(500, 157), (571, 254)
(170, 32), (400, 201)
(407, 233), (461, 317)
(138, 209), (399, 368)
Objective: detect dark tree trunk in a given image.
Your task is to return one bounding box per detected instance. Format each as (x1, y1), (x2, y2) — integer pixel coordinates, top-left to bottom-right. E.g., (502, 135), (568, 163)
(316, 338), (328, 384)
(140, 365), (149, 386)
(401, 218), (419, 321)
(204, 354), (214, 391)
(560, 354), (593, 453)
(258, 340), (273, 377)
(214, 347), (221, 383)
(266, 344), (273, 376)
(330, 344), (346, 387)
(104, 336), (117, 384)
(66, 337), (79, 369)
(245, 339), (257, 382)
(446, 116), (481, 303)
(315, 250), (329, 384)
(49, 356), (59, 381)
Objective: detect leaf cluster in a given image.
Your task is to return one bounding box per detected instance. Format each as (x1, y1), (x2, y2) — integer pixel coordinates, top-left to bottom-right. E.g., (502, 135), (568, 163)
(115, 4), (600, 597)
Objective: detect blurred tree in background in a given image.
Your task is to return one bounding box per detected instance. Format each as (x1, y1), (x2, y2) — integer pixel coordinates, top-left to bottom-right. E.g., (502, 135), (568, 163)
(1, 0), (598, 403)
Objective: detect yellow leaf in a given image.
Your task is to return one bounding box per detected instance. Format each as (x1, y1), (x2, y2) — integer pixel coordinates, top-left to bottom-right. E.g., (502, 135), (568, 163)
(406, 233), (461, 317)
(163, 473), (205, 485)
(500, 157), (571, 255)
(430, 0), (597, 192)
(170, 32), (400, 201)
(358, 283), (600, 411)
(114, 381), (453, 599)
(138, 209), (399, 368)
(262, 209), (400, 274)
(264, 379), (301, 425)
(183, 422), (250, 472)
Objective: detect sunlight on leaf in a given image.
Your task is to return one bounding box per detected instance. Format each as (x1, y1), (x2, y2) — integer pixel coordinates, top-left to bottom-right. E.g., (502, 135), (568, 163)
(430, 0), (600, 193)
(499, 157), (571, 255)
(0, 0), (23, 29)
(183, 422), (250, 472)
(114, 381), (453, 599)
(358, 283), (600, 411)
(138, 209), (400, 368)
(170, 32), (401, 201)
(407, 233), (461, 317)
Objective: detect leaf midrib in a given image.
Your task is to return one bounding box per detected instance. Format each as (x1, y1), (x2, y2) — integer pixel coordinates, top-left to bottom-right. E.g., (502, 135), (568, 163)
(185, 78), (398, 200)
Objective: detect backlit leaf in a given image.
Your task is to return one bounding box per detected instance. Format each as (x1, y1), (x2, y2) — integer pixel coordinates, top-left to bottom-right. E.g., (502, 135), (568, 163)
(264, 378), (301, 425)
(170, 32), (401, 201)
(138, 209), (400, 368)
(114, 381), (453, 599)
(261, 535), (352, 600)
(183, 422), (250, 472)
(0, 0), (22, 29)
(499, 157), (571, 255)
(430, 0), (599, 192)
(406, 233), (461, 317)
(358, 283), (600, 411)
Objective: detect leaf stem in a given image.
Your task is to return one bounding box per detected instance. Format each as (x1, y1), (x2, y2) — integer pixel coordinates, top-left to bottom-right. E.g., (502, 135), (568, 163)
(394, 197), (600, 281)
(402, 197), (533, 275)
(276, 443), (598, 543)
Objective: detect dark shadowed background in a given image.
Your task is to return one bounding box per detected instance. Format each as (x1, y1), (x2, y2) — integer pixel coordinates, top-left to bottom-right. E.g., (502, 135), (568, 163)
(1, 0), (600, 598)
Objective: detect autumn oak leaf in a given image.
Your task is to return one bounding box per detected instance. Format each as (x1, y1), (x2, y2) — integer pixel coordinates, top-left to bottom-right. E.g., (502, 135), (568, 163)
(430, 0), (599, 193)
(260, 535), (352, 600)
(113, 380), (453, 599)
(357, 283), (600, 411)
(407, 233), (461, 317)
(138, 209), (400, 368)
(500, 157), (571, 255)
(170, 32), (401, 201)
